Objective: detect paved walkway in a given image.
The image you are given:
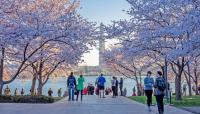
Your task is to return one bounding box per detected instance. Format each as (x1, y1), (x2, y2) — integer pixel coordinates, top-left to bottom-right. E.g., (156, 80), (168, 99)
(0, 96), (194, 114)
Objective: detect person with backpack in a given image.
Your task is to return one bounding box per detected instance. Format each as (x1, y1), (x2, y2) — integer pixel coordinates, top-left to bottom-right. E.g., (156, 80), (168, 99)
(144, 71), (154, 111)
(97, 73), (106, 98)
(154, 71), (166, 114)
(67, 72), (76, 101)
(76, 75), (85, 101)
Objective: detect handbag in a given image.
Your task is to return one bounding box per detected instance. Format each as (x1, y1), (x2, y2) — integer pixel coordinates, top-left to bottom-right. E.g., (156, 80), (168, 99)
(154, 88), (158, 96)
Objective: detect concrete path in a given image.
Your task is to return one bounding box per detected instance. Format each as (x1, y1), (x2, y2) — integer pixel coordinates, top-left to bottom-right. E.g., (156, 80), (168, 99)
(0, 96), (194, 114)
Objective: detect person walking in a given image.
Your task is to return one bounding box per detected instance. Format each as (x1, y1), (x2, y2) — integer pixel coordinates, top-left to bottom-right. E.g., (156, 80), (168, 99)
(14, 88), (19, 96)
(144, 71), (154, 111)
(154, 71), (166, 114)
(58, 88), (62, 97)
(21, 88), (25, 95)
(67, 72), (76, 101)
(115, 77), (119, 96)
(4, 85), (11, 96)
(97, 73), (106, 98)
(76, 75), (85, 101)
(119, 77), (123, 96)
(111, 76), (117, 98)
(48, 88), (53, 97)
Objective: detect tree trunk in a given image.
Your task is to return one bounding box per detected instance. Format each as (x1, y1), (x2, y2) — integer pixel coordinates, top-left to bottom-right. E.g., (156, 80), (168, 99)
(161, 66), (165, 76)
(135, 79), (142, 96)
(188, 75), (192, 96)
(171, 59), (185, 101)
(175, 75), (182, 100)
(139, 71), (142, 85)
(186, 63), (192, 96)
(37, 59), (43, 95)
(0, 47), (5, 95)
(0, 81), (3, 95)
(31, 75), (36, 93)
(184, 71), (192, 96)
(137, 85), (141, 96)
(37, 81), (43, 95)
(195, 81), (198, 95)
(0, 70), (3, 95)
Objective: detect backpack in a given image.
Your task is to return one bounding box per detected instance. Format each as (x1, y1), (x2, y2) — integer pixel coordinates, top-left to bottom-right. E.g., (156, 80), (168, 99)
(68, 77), (75, 87)
(156, 77), (166, 91)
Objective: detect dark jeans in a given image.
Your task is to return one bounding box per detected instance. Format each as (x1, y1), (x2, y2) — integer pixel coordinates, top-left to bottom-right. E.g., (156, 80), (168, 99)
(120, 88), (123, 96)
(68, 87), (75, 101)
(156, 95), (164, 114)
(116, 86), (118, 96)
(145, 90), (153, 107)
(76, 90), (83, 101)
(112, 86), (116, 96)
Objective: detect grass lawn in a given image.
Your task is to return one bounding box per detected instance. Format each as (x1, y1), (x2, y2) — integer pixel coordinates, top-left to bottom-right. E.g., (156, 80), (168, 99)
(128, 95), (200, 107)
(172, 96), (200, 107)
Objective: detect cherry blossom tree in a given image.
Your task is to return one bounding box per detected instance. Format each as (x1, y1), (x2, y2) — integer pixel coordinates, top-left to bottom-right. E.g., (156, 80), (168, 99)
(103, 45), (158, 96)
(0, 0), (95, 95)
(104, 0), (200, 100)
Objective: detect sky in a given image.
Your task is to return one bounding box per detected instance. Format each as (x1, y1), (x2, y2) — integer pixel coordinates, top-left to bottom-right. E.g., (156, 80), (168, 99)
(78, 0), (130, 66)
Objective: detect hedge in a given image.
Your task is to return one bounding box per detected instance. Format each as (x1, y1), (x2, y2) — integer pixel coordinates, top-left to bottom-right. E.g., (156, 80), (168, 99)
(0, 95), (55, 103)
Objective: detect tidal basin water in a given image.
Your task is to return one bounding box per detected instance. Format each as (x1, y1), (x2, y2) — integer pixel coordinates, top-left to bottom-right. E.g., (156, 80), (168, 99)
(3, 76), (176, 97)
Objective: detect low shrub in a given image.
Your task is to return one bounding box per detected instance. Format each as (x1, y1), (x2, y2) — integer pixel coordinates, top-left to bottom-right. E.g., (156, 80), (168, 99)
(0, 95), (55, 103)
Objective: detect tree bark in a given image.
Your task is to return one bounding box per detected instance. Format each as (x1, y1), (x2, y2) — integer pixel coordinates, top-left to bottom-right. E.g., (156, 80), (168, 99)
(184, 71), (192, 96)
(187, 62), (192, 96)
(188, 75), (192, 96)
(136, 83), (142, 96)
(31, 75), (37, 94)
(37, 81), (43, 95)
(195, 81), (198, 95)
(175, 74), (182, 100)
(187, 63), (192, 96)
(37, 60), (43, 96)
(0, 47), (5, 95)
(171, 59), (184, 100)
(0, 81), (3, 95)
(184, 63), (192, 96)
